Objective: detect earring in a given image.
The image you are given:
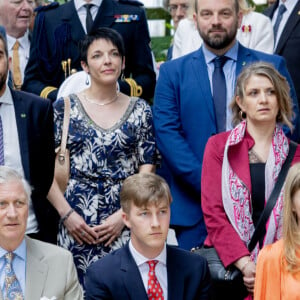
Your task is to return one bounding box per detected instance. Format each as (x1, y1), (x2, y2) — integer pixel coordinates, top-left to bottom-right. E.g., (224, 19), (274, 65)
(85, 73), (90, 85)
(121, 70), (125, 81)
(239, 110), (246, 120)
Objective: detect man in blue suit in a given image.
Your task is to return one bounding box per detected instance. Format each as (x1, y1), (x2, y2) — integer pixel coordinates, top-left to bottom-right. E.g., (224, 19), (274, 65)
(153, 0), (299, 251)
(0, 29), (57, 243)
(85, 173), (210, 300)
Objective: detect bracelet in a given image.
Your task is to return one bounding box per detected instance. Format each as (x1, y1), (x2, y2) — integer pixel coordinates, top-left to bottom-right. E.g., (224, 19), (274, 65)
(241, 259), (252, 273)
(60, 208), (74, 224)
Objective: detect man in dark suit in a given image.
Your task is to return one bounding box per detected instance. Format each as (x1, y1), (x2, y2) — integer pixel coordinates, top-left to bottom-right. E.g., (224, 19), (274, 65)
(0, 30), (57, 243)
(85, 173), (210, 300)
(264, 0), (300, 122)
(153, 0), (299, 251)
(22, 0), (156, 101)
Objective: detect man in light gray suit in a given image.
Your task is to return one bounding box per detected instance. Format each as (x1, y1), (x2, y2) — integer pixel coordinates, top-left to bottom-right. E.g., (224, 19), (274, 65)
(0, 166), (83, 300)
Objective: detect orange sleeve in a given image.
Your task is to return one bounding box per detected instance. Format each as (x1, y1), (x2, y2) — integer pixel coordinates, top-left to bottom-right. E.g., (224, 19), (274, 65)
(254, 241), (282, 300)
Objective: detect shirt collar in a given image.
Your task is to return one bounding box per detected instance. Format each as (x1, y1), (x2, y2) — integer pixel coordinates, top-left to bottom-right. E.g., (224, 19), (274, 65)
(7, 31), (30, 51)
(129, 240), (167, 267)
(203, 40), (239, 64)
(0, 238), (26, 261)
(74, 0), (101, 10)
(0, 86), (13, 105)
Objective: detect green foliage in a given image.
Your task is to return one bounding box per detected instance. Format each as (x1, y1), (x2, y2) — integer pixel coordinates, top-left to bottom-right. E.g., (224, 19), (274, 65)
(151, 36), (173, 61)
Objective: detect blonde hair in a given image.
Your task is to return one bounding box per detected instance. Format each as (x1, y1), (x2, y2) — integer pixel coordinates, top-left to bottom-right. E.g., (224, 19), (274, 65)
(282, 163), (300, 273)
(230, 62), (293, 131)
(120, 173), (172, 214)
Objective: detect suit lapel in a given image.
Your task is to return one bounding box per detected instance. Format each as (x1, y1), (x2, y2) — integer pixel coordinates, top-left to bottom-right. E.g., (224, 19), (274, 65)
(25, 237), (48, 299)
(92, 0), (115, 30)
(121, 245), (148, 300)
(11, 90), (30, 181)
(190, 48), (216, 123)
(236, 43), (254, 76)
(276, 1), (300, 53)
(166, 246), (184, 300)
(62, 1), (85, 43)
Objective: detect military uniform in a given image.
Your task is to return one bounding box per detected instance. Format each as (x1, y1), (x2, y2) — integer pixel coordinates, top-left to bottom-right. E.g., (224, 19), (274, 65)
(22, 0), (156, 101)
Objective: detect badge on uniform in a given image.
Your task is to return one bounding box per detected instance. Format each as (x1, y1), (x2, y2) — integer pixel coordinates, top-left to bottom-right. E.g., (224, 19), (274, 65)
(114, 14), (139, 22)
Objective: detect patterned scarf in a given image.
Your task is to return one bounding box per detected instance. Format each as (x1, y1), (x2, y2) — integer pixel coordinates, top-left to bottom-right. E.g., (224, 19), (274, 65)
(222, 121), (289, 261)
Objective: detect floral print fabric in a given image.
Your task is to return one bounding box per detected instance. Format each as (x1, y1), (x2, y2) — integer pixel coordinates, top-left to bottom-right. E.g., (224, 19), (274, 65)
(53, 95), (157, 286)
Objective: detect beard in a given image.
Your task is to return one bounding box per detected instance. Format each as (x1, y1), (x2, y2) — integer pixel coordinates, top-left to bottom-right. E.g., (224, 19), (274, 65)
(0, 72), (7, 91)
(197, 21), (238, 50)
(0, 63), (8, 91)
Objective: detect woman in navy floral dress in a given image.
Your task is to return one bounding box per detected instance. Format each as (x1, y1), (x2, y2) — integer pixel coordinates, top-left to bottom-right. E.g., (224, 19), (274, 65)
(47, 28), (157, 287)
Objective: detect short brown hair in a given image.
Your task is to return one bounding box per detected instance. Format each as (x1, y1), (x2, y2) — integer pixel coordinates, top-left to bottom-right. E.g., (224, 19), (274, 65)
(120, 173), (172, 214)
(230, 62), (293, 130)
(194, 0), (239, 14)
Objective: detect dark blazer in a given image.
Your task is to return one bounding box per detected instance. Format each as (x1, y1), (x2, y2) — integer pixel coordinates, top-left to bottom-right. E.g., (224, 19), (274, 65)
(264, 1), (300, 118)
(85, 243), (211, 300)
(11, 88), (57, 243)
(153, 43), (299, 237)
(22, 0), (156, 101)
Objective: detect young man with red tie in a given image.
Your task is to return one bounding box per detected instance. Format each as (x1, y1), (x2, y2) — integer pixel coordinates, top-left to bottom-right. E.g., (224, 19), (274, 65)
(85, 173), (210, 300)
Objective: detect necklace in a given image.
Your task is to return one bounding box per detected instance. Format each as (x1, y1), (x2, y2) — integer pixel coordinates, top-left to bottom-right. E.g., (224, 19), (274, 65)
(83, 92), (119, 106)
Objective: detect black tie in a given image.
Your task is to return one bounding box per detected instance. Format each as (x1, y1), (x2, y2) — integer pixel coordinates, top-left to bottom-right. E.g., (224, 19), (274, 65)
(84, 4), (94, 33)
(273, 4), (286, 42)
(212, 56), (228, 133)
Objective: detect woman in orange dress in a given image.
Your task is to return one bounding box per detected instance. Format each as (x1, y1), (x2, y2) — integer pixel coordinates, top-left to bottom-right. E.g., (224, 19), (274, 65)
(254, 163), (300, 300)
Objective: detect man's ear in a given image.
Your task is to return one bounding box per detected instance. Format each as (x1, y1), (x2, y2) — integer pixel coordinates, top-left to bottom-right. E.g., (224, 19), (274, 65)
(122, 211), (131, 229)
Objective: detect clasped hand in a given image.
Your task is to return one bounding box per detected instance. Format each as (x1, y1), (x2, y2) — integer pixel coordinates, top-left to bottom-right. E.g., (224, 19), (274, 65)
(63, 209), (124, 246)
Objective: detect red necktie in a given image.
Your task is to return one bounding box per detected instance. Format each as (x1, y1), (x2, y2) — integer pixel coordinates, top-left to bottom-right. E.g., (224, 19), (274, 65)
(147, 260), (164, 300)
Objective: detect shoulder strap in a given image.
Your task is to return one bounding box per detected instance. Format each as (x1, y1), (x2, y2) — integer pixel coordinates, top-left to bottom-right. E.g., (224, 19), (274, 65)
(248, 141), (297, 252)
(60, 96), (71, 154)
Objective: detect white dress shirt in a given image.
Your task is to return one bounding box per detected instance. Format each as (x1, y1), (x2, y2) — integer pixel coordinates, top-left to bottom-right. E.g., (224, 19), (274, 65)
(74, 0), (102, 33)
(129, 240), (168, 299)
(7, 32), (30, 82)
(0, 86), (38, 234)
(272, 0), (298, 49)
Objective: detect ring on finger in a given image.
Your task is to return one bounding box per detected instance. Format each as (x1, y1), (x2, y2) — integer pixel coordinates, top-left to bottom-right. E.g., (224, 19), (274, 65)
(81, 231), (85, 236)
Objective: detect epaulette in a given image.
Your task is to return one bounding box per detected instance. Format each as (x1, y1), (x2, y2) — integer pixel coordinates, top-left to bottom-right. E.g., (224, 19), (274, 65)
(34, 1), (59, 13)
(118, 0), (144, 6)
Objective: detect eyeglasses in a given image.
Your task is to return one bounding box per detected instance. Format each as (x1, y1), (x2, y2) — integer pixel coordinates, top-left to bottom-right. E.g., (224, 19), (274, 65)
(168, 4), (189, 14)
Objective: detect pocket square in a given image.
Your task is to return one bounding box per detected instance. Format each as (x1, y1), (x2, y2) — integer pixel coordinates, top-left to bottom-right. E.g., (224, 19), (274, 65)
(114, 14), (139, 23)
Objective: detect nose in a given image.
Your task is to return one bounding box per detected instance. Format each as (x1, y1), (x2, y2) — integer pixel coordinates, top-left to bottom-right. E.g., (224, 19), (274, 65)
(103, 53), (112, 64)
(212, 13), (221, 25)
(259, 91), (268, 103)
(150, 214), (160, 227)
(175, 5), (185, 17)
(21, 0), (34, 11)
(6, 204), (17, 218)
